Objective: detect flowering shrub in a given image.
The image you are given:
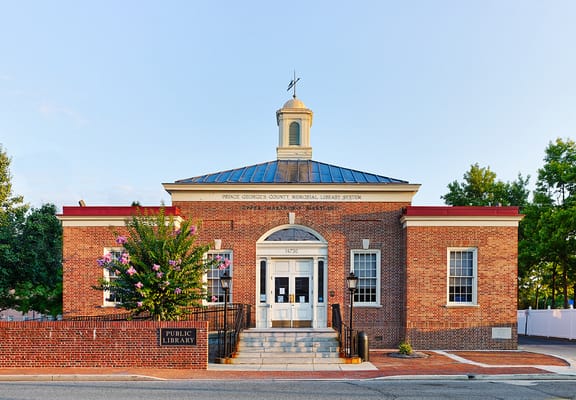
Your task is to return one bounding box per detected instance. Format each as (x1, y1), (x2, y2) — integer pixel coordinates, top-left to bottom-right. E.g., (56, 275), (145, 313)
(95, 208), (223, 321)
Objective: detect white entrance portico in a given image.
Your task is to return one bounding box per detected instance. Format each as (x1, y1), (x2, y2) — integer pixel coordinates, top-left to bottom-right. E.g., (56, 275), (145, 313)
(256, 225), (328, 328)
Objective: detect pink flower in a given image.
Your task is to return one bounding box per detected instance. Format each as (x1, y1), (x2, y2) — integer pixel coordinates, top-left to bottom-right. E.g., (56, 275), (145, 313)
(120, 252), (130, 265)
(156, 272), (164, 278)
(211, 295), (218, 302)
(152, 264), (160, 271)
(168, 260), (176, 266)
(174, 287), (182, 295)
(215, 255), (222, 261)
(137, 301), (143, 307)
(173, 229), (181, 235)
(126, 266), (137, 276)
(164, 281), (170, 287)
(135, 282), (143, 289)
(97, 258), (106, 267)
(103, 253), (113, 263)
(116, 235), (127, 245)
(189, 226), (197, 235)
(218, 259), (231, 270)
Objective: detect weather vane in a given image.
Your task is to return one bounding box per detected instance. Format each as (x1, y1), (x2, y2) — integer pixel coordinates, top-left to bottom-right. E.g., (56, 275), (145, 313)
(287, 70), (300, 99)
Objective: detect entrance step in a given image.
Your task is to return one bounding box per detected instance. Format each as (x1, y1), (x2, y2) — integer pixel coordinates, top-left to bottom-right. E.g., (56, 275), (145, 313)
(230, 328), (345, 365)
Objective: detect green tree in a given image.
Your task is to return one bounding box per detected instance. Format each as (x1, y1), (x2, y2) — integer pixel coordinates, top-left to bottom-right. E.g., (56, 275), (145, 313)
(0, 145), (29, 311)
(0, 146), (62, 316)
(530, 138), (576, 308)
(442, 163), (529, 206)
(14, 204), (63, 316)
(95, 209), (224, 320)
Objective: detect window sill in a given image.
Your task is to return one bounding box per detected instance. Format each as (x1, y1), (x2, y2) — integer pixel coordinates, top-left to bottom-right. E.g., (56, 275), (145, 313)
(354, 304), (382, 308)
(443, 304), (480, 308)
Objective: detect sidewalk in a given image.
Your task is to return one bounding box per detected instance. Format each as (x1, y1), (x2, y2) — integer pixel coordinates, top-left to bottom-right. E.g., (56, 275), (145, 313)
(0, 349), (574, 381)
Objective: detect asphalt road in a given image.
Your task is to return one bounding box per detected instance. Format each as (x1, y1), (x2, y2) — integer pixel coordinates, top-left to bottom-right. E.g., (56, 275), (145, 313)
(0, 379), (575, 400)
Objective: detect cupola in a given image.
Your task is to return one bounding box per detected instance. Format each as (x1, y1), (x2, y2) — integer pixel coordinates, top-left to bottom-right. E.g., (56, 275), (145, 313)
(276, 78), (313, 160)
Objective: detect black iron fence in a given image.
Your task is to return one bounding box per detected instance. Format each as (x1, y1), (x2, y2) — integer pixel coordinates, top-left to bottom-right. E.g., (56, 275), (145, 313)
(66, 304), (249, 328)
(331, 304), (357, 358)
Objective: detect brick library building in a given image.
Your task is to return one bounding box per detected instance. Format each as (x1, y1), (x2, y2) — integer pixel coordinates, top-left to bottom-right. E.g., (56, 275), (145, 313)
(59, 95), (523, 350)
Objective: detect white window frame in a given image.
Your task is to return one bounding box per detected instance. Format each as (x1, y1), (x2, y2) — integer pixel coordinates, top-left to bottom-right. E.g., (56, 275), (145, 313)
(102, 247), (124, 307)
(350, 249), (381, 307)
(205, 250), (233, 305)
(447, 247), (478, 306)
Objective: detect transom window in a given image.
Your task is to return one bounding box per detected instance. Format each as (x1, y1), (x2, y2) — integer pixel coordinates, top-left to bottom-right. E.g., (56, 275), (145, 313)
(351, 250), (381, 306)
(448, 248), (477, 305)
(265, 228), (320, 241)
(206, 251), (233, 304)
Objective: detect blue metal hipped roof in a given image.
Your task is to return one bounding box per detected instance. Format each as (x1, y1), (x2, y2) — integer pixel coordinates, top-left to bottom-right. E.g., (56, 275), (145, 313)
(175, 160), (408, 185)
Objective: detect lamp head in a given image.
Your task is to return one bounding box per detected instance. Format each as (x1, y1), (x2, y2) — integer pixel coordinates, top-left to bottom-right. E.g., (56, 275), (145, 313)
(347, 271), (358, 290)
(220, 271), (232, 290)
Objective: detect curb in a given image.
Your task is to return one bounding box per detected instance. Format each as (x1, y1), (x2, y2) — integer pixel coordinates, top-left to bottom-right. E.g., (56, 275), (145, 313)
(0, 374), (162, 382)
(1, 373), (576, 382)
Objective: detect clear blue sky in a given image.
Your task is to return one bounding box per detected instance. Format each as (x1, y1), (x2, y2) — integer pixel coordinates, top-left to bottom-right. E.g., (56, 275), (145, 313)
(1, 1), (574, 210)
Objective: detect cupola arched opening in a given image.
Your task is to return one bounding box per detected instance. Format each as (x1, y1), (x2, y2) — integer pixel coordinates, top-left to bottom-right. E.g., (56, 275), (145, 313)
(289, 122), (300, 145)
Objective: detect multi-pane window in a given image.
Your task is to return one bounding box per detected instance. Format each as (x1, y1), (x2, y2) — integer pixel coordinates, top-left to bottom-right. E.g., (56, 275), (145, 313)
(103, 248), (123, 306)
(206, 251), (233, 304)
(448, 248), (477, 305)
(351, 250), (380, 305)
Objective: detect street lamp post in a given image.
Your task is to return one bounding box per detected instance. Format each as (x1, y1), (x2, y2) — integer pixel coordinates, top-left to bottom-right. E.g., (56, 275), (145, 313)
(220, 271), (231, 359)
(347, 271), (358, 358)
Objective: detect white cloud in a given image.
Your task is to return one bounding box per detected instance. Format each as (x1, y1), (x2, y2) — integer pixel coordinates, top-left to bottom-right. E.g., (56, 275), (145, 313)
(39, 101), (89, 126)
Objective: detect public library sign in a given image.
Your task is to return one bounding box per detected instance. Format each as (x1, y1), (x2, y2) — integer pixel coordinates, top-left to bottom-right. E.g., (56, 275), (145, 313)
(159, 328), (197, 346)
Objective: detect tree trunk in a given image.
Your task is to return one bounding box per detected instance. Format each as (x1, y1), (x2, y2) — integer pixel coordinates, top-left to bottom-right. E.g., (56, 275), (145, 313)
(562, 259), (569, 309)
(551, 264), (557, 308)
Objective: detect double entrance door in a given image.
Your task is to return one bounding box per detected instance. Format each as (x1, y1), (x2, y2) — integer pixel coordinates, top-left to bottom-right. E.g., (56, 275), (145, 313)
(271, 259), (313, 328)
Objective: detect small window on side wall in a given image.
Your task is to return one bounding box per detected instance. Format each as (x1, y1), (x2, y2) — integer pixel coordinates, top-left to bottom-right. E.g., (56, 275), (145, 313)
(103, 248), (124, 307)
(206, 251), (233, 304)
(447, 248), (477, 305)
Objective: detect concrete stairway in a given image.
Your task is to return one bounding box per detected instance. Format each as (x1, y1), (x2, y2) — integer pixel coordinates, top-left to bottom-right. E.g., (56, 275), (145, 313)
(230, 328), (344, 365)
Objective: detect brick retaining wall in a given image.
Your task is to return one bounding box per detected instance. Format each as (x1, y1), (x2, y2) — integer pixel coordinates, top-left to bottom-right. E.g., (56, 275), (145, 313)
(0, 320), (208, 369)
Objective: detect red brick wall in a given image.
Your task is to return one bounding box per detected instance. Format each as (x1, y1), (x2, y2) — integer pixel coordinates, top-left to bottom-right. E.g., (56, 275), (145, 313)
(62, 226), (129, 316)
(61, 202), (519, 350)
(174, 200), (409, 348)
(0, 321), (208, 369)
(404, 225), (518, 350)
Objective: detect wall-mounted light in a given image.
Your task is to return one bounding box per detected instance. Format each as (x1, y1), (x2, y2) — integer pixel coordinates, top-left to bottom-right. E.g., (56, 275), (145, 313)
(214, 239), (222, 250)
(362, 239), (370, 250)
(289, 212), (296, 224)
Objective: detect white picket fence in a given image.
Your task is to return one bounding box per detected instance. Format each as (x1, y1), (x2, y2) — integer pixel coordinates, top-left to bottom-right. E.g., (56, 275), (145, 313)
(518, 308), (576, 340)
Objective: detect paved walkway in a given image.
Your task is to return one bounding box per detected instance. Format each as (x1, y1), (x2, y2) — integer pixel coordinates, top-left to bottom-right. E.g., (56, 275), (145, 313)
(0, 344), (575, 381)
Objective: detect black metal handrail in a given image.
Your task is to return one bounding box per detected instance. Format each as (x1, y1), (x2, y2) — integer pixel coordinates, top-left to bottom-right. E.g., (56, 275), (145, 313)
(331, 303), (357, 358)
(217, 303), (251, 359)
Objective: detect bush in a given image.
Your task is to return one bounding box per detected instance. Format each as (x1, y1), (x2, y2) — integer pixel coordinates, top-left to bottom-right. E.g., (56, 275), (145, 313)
(398, 341), (413, 355)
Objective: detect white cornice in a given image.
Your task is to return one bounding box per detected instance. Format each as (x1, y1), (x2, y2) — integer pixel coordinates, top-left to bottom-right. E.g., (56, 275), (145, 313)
(163, 183), (421, 203)
(58, 216), (128, 227)
(58, 216), (185, 227)
(401, 215), (523, 228)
